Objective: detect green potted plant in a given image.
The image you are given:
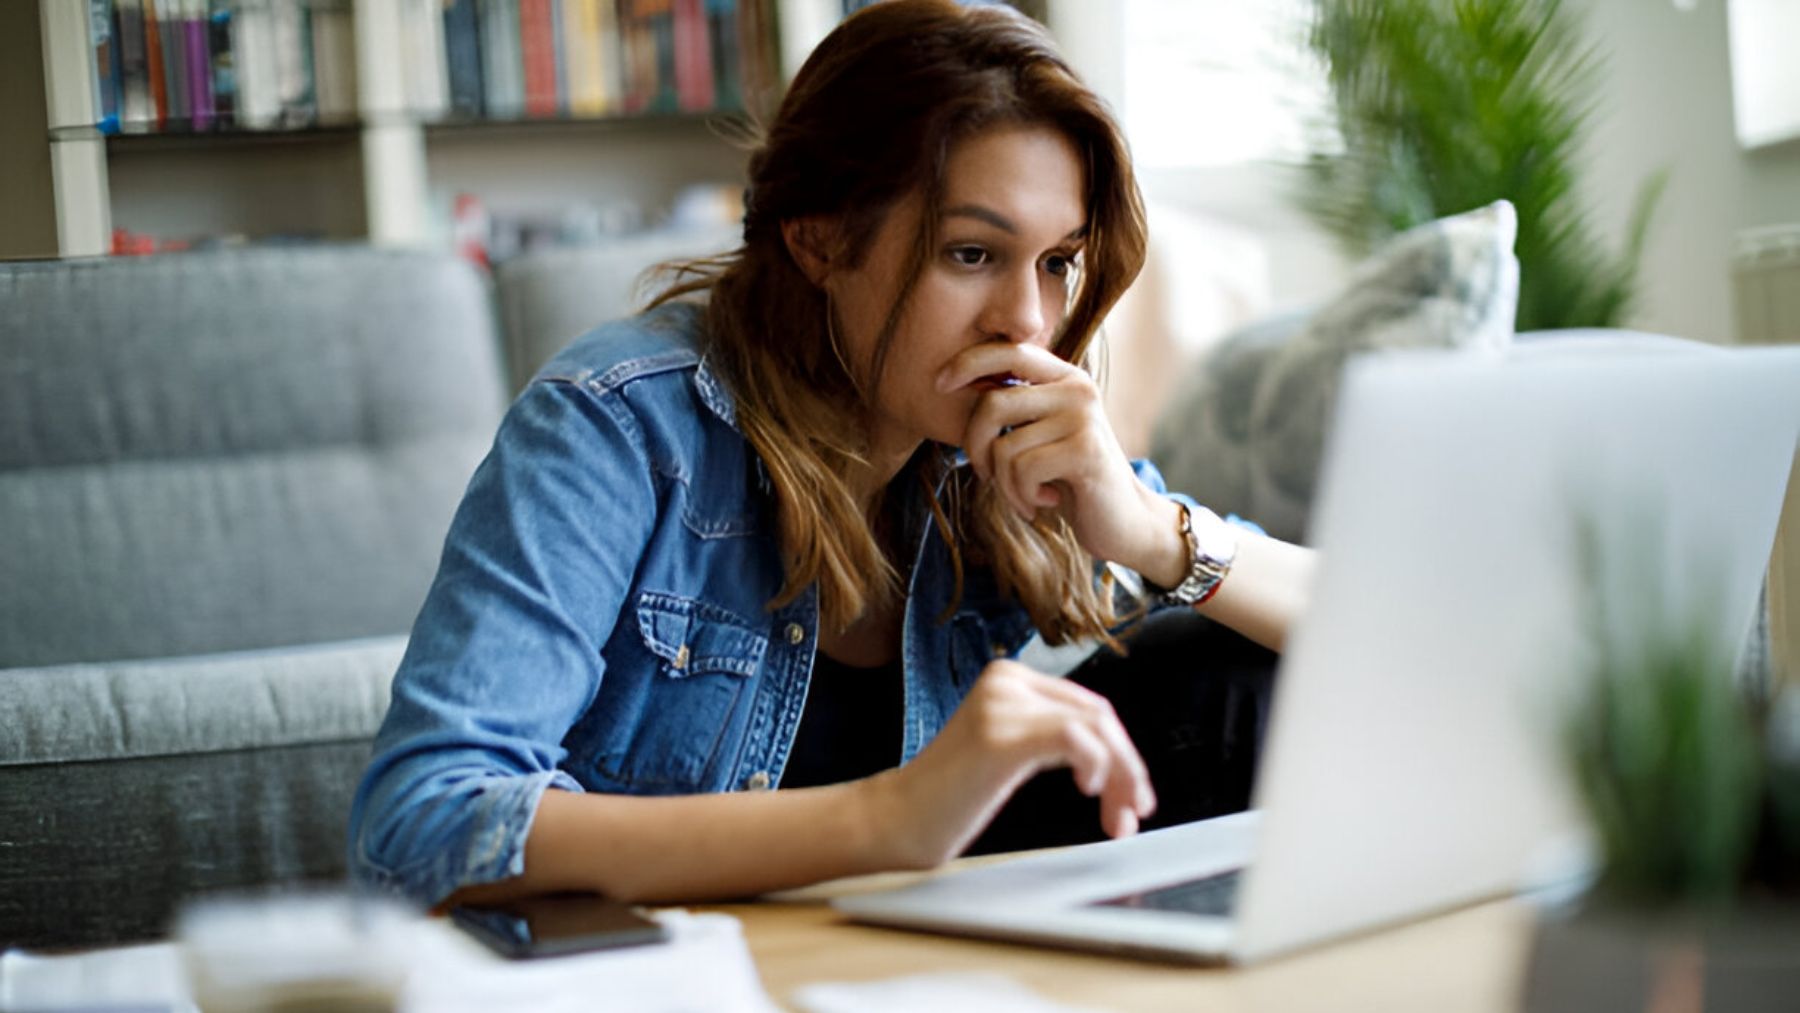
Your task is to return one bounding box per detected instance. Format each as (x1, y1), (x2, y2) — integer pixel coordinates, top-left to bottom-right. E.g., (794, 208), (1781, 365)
(1523, 517), (1800, 1011)
(1299, 0), (1664, 332)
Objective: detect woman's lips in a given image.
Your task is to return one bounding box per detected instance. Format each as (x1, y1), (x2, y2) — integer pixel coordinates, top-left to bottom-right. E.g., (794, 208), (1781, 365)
(972, 373), (1027, 392)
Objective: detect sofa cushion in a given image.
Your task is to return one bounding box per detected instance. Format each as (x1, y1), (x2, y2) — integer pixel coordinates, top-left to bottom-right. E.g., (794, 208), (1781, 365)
(496, 226), (741, 389)
(0, 248), (506, 667)
(1150, 200), (1520, 542)
(0, 635), (403, 767)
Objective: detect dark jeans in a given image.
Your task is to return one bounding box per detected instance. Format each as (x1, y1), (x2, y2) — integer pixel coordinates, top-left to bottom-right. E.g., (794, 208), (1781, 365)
(962, 608), (1280, 856)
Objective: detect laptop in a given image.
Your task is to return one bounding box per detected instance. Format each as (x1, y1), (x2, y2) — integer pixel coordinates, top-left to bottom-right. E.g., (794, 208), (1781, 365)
(835, 343), (1800, 964)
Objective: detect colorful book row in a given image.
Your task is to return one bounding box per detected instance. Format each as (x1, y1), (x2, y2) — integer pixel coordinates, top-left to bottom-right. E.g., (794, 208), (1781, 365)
(89, 0), (357, 134)
(85, 0), (783, 135)
(439, 0), (772, 122)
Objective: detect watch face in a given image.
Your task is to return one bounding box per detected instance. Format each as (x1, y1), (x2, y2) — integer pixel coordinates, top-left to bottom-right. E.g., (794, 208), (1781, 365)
(1191, 513), (1238, 565)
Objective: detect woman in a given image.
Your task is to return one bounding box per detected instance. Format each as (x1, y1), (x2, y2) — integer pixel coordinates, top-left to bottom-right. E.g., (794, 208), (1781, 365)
(348, 0), (1316, 910)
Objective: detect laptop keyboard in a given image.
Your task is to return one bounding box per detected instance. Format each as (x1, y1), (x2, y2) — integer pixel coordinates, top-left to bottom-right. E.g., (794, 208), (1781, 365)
(1091, 869), (1243, 916)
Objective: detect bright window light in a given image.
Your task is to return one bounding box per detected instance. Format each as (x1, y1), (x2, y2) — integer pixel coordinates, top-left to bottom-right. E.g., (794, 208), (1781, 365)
(1121, 0), (1330, 169)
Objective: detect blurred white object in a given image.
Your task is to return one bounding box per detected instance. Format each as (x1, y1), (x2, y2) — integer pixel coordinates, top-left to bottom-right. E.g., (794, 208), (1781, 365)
(3, 901), (774, 1013)
(400, 910), (777, 1013)
(0, 941), (194, 1012)
(177, 889), (418, 1012)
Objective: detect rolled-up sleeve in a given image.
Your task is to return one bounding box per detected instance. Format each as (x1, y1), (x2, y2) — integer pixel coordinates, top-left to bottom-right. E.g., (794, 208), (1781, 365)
(348, 378), (657, 907)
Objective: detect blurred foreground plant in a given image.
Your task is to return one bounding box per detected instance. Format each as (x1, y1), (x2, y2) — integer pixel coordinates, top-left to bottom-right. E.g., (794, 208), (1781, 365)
(1564, 513), (1800, 913)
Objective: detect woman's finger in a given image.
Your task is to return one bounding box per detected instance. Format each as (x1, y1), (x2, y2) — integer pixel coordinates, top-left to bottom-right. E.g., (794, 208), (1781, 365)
(990, 414), (1081, 519)
(963, 380), (1078, 485)
(1035, 676), (1156, 818)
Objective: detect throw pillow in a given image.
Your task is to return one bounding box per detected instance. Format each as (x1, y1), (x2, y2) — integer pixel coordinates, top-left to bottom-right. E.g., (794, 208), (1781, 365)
(1149, 199), (1520, 542)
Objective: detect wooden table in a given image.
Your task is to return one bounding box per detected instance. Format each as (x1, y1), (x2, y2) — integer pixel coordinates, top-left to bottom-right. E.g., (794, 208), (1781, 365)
(700, 862), (1538, 1012)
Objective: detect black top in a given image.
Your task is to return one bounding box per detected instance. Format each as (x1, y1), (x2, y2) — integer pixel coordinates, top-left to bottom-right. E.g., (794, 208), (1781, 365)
(778, 652), (903, 789)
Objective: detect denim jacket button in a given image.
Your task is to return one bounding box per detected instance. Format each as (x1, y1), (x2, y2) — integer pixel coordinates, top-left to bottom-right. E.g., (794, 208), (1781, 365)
(990, 642), (1006, 658)
(672, 644), (690, 670)
(745, 770), (772, 791)
(785, 623), (805, 645)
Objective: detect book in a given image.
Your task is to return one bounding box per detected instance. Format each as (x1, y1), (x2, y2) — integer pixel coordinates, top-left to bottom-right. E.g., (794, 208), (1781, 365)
(622, 0), (676, 115)
(186, 0), (214, 131)
(444, 0), (487, 118)
(401, 0), (450, 120)
(163, 0), (188, 126)
(311, 0), (359, 124)
(596, 0), (623, 112)
(92, 0), (122, 133)
(115, 0), (153, 130)
(231, 2), (277, 129)
(271, 0), (315, 126)
(207, 1), (235, 128)
(550, 0), (569, 114)
(643, 0), (678, 114)
(481, 0), (526, 118)
(703, 0), (740, 112)
(672, 0), (713, 111)
(519, 0), (559, 116)
(561, 0), (602, 115)
(142, 0), (168, 128)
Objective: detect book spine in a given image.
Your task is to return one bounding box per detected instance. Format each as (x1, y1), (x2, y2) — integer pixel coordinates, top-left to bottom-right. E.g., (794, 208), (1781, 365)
(115, 0), (151, 130)
(563, 0), (599, 115)
(444, 0), (486, 118)
(231, 4), (264, 128)
(272, 1), (315, 126)
(164, 0), (189, 126)
(311, 2), (358, 123)
(519, 0), (557, 116)
(550, 0), (569, 114)
(595, 0), (620, 113)
(480, 0), (525, 118)
(621, 1), (652, 114)
(96, 0), (126, 133)
(671, 0), (712, 111)
(143, 0), (168, 128)
(187, 0), (213, 130)
(503, 0), (526, 116)
(422, 0), (451, 119)
(650, 2), (676, 114)
(705, 0), (739, 111)
(207, 1), (234, 128)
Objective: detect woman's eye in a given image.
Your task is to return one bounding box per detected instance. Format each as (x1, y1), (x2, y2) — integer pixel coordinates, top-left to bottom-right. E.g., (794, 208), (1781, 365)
(950, 246), (989, 268)
(1044, 253), (1079, 278)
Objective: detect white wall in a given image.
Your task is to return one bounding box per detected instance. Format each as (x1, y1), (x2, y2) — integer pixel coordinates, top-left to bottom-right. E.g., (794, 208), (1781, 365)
(1577, 0), (1745, 344)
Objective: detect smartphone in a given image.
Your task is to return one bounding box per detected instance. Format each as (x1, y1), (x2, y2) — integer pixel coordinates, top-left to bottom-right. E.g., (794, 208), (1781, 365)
(449, 891), (671, 960)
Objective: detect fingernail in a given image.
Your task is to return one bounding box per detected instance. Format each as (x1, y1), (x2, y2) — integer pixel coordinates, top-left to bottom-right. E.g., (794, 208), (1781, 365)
(934, 365), (952, 392)
(1117, 809), (1139, 838)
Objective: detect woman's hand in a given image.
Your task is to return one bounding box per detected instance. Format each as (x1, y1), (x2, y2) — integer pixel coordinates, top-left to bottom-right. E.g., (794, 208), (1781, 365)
(864, 659), (1156, 869)
(936, 343), (1185, 583)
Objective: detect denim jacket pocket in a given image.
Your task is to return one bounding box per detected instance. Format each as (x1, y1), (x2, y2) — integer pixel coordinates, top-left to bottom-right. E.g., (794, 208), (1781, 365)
(580, 591), (768, 793)
(635, 591), (769, 679)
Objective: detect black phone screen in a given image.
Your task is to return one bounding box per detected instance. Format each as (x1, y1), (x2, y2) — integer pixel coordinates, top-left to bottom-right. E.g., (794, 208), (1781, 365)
(449, 891), (671, 960)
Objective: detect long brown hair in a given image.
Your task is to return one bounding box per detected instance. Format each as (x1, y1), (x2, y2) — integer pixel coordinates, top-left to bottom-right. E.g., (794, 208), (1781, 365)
(650, 0), (1148, 643)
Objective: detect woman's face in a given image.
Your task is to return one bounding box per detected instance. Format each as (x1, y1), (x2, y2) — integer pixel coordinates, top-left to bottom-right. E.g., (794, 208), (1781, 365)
(824, 124), (1088, 461)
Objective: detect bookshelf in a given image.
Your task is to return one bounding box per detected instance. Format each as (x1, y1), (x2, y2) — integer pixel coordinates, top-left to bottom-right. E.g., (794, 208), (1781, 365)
(17, 0), (844, 260)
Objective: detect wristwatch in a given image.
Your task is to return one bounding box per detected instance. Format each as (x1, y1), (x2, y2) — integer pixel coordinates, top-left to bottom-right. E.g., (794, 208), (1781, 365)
(1155, 501), (1238, 607)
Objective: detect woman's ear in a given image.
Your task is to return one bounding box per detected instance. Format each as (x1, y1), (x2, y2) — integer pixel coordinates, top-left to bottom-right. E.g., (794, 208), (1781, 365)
(781, 216), (837, 287)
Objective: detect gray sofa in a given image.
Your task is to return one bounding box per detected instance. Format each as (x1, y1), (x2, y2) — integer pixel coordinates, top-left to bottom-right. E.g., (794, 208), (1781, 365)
(0, 249), (506, 948)
(0, 236), (731, 949)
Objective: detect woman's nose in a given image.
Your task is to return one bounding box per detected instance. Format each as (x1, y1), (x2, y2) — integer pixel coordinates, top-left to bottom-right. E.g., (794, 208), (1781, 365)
(980, 267), (1048, 345)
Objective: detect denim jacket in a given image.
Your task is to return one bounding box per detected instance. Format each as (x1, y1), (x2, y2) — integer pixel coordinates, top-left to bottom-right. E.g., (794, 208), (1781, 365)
(347, 301), (1226, 907)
